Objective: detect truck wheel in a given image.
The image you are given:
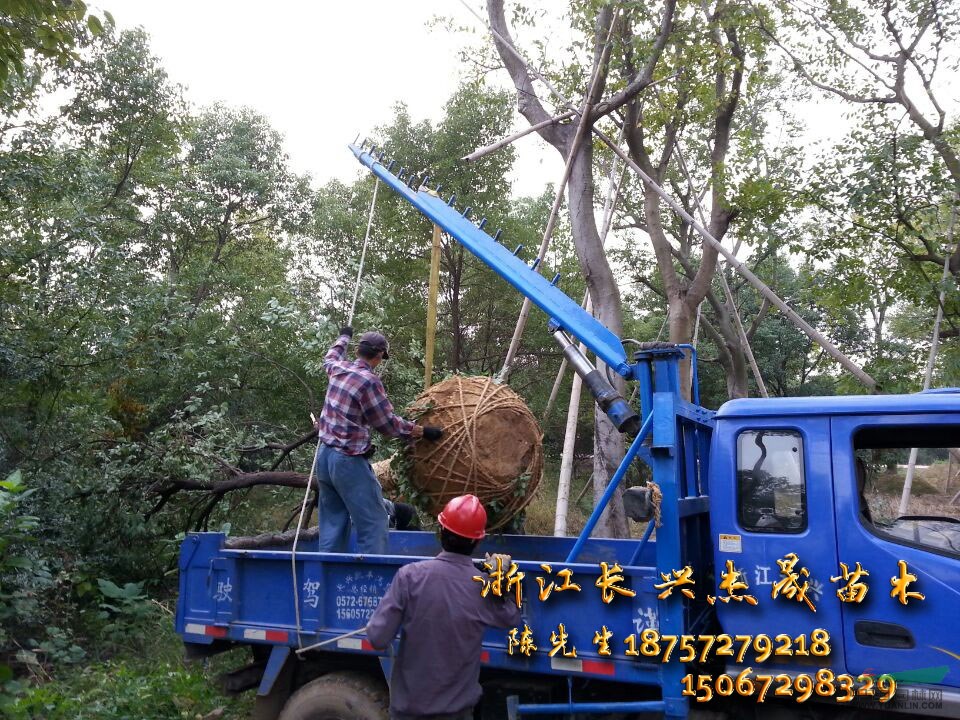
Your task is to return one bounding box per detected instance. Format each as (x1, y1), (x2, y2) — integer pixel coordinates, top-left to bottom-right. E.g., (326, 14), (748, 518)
(278, 671), (389, 720)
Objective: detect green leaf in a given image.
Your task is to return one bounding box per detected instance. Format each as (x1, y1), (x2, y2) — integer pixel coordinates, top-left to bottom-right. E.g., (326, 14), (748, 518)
(0, 469), (23, 491)
(87, 15), (104, 36)
(97, 578), (126, 599)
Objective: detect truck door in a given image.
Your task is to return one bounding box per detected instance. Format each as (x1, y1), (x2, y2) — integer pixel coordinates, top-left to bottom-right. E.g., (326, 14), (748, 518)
(712, 416), (846, 674)
(831, 414), (960, 698)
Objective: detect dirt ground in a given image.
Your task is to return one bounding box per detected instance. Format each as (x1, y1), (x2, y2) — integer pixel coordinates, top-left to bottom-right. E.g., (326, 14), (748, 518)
(866, 461), (960, 523)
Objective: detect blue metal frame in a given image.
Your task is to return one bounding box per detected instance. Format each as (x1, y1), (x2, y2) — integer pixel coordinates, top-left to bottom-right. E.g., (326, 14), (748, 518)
(512, 699), (666, 715)
(342, 142), (722, 718)
(349, 142), (631, 375)
(566, 413), (654, 564)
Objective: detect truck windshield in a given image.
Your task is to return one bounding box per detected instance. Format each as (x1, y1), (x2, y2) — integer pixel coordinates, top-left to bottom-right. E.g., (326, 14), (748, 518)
(854, 424), (960, 557)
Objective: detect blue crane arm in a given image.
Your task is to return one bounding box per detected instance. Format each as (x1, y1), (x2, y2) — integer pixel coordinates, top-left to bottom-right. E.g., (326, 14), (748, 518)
(349, 144), (630, 374)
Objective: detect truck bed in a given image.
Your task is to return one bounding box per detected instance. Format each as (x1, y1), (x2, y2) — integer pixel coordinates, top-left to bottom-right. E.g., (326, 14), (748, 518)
(175, 529), (672, 686)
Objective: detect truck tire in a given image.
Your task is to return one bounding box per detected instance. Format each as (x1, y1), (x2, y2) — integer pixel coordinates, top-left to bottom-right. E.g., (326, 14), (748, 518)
(278, 671), (389, 720)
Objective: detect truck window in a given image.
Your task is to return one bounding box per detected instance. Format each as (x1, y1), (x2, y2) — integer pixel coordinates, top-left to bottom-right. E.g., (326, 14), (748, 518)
(737, 430), (806, 533)
(854, 425), (960, 558)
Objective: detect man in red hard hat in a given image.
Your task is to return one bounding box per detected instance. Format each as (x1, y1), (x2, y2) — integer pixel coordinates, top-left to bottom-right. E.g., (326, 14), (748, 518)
(367, 495), (520, 720)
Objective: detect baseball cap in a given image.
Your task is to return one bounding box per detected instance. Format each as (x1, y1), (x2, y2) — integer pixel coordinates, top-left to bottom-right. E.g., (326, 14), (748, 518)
(358, 331), (390, 359)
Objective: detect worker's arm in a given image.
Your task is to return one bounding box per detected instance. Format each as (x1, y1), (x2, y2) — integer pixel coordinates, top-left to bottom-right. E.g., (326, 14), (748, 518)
(360, 377), (420, 439)
(478, 590), (522, 630)
(366, 570), (406, 650)
(323, 328), (353, 374)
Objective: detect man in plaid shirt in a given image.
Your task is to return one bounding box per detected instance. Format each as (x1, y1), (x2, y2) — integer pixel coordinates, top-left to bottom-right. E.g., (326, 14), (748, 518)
(315, 326), (442, 554)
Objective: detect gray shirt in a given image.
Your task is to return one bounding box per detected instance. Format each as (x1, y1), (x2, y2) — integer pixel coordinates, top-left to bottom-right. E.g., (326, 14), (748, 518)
(367, 551), (521, 716)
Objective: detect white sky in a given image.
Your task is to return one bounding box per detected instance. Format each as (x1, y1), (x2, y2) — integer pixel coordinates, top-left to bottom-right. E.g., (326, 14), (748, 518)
(100, 0), (566, 197)
(94, 1), (954, 223)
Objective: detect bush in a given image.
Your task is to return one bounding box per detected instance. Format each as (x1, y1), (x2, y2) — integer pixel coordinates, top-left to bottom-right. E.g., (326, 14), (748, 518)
(4, 623), (253, 720)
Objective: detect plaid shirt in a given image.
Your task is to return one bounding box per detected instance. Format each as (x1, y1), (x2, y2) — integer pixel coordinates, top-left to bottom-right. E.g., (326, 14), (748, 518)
(316, 334), (416, 455)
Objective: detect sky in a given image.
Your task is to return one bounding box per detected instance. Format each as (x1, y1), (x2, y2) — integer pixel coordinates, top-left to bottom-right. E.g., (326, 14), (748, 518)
(94, 1), (953, 225)
(100, 0), (567, 197)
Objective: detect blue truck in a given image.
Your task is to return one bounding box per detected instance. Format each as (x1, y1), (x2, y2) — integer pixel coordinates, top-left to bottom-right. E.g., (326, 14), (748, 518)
(174, 142), (960, 719)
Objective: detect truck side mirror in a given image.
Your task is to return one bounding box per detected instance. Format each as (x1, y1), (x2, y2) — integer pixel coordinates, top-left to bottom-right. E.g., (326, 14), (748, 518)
(622, 486), (655, 523)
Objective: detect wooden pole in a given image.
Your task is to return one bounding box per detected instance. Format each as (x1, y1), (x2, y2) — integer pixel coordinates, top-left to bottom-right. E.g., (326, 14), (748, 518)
(497, 18), (616, 384)
(900, 194), (957, 515)
(462, 110), (576, 162)
(424, 224), (442, 389)
(555, 361), (584, 536)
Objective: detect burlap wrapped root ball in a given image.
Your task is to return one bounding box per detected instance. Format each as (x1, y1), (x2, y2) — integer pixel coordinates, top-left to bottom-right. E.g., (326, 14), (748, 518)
(390, 376), (543, 532)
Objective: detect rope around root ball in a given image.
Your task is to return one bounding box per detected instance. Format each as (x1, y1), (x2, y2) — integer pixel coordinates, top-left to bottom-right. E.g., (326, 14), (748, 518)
(393, 376), (543, 531)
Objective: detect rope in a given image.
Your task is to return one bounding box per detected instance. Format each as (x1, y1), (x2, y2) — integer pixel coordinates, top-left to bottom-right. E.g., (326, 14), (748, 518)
(291, 179), (382, 651)
(647, 481), (663, 528)
(291, 435), (322, 650)
(348, 177), (380, 325)
(395, 377), (543, 530)
(296, 625), (367, 655)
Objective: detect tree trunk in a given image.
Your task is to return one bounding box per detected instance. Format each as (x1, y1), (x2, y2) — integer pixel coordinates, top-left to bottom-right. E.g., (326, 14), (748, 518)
(485, 0), (674, 538)
(701, 289), (751, 399)
(568, 145), (628, 537)
(724, 342), (749, 398)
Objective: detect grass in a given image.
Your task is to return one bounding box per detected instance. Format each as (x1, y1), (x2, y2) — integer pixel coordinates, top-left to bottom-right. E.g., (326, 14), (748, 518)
(5, 618), (253, 720)
(521, 455), (655, 539)
(522, 457), (590, 536)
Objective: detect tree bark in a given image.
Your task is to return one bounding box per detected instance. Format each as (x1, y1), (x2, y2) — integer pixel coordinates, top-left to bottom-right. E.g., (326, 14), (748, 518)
(486, 0), (655, 536)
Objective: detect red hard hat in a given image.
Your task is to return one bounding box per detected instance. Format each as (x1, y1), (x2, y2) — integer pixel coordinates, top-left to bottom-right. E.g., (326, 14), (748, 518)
(438, 494), (487, 540)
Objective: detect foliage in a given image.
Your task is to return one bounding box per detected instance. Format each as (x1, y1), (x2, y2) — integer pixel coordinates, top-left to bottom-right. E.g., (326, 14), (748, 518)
(0, 470), (39, 705)
(5, 622), (252, 719)
(312, 84), (580, 419)
(0, 0), (112, 93)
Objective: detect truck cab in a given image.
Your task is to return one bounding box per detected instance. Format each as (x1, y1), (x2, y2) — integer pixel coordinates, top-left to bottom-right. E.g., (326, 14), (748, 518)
(709, 391), (960, 715)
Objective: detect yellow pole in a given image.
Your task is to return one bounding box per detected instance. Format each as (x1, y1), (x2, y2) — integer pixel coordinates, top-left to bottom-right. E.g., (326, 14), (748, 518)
(424, 224), (442, 389)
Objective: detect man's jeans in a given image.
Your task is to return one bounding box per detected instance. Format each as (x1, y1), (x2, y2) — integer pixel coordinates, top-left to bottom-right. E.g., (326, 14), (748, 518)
(315, 444), (388, 554)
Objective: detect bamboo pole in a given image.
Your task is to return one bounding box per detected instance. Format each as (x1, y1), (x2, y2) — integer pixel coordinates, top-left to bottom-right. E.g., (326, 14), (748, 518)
(899, 195), (958, 515)
(554, 364), (584, 536)
(462, 110), (576, 162)
(424, 224), (442, 389)
(721, 268), (769, 397)
(542, 356), (569, 424)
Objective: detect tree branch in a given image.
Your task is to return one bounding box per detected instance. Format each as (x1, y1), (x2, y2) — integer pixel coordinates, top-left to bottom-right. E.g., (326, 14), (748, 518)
(591, 0), (677, 120)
